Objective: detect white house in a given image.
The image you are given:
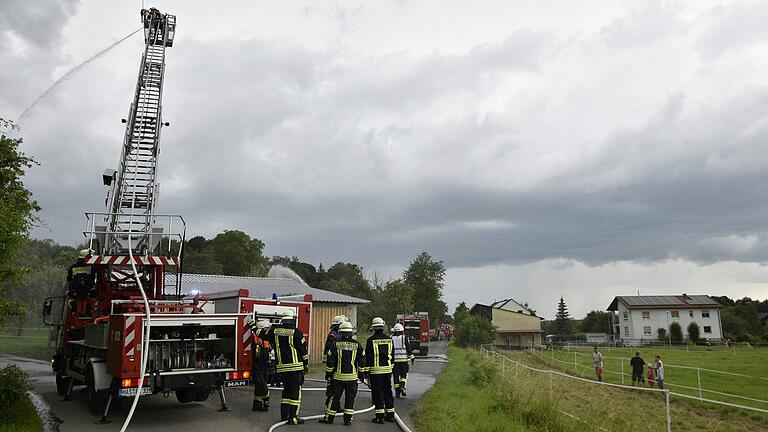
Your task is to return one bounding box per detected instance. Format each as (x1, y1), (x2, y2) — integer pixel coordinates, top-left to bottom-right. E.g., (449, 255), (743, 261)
(606, 294), (723, 344)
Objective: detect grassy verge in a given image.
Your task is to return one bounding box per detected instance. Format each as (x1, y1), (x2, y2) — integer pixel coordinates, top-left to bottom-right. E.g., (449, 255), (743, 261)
(414, 345), (768, 432)
(0, 393), (43, 432)
(0, 328), (55, 361)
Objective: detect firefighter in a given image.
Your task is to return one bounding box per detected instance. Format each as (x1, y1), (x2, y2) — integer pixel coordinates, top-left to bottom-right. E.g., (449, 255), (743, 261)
(66, 249), (97, 319)
(250, 319), (273, 411)
(259, 310), (308, 425)
(365, 317), (395, 424)
(391, 323), (415, 398)
(320, 321), (366, 426)
(323, 315), (346, 410)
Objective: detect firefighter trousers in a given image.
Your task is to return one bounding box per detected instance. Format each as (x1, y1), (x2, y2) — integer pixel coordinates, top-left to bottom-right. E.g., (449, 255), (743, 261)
(369, 373), (395, 419)
(253, 369), (270, 407)
(325, 380), (358, 421)
(279, 371), (303, 421)
(393, 362), (409, 394)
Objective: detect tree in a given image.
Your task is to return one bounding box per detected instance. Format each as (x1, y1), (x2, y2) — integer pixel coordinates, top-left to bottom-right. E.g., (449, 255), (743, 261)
(669, 321), (683, 343)
(403, 252), (447, 327)
(454, 315), (496, 348)
(656, 327), (667, 341)
(580, 310), (613, 334)
(367, 279), (415, 327)
(554, 297), (572, 336)
(202, 230), (268, 276)
(321, 263), (371, 300)
(687, 322), (700, 343)
(0, 119), (40, 329)
(453, 302), (470, 328)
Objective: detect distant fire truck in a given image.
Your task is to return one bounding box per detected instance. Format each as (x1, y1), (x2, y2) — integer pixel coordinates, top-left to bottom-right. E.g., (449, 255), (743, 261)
(396, 313), (430, 356)
(41, 9), (253, 422)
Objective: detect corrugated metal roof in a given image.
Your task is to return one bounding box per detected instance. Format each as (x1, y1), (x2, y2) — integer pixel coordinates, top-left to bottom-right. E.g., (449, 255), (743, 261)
(173, 273), (369, 304)
(607, 295), (721, 310)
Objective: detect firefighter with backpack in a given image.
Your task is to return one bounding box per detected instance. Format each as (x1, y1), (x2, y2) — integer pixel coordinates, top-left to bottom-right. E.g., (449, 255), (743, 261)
(323, 316), (346, 411)
(319, 321), (366, 426)
(249, 319), (273, 411)
(365, 317), (396, 423)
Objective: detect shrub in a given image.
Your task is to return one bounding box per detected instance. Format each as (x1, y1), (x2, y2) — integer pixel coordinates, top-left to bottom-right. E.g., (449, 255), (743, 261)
(669, 322), (683, 343)
(687, 322), (700, 342)
(0, 364), (31, 407)
(466, 360), (498, 387)
(454, 315), (496, 347)
(656, 327), (667, 341)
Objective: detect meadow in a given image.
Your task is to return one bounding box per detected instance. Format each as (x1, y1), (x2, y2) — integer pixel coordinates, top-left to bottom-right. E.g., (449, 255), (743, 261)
(531, 346), (768, 410)
(0, 328), (55, 361)
(413, 345), (768, 432)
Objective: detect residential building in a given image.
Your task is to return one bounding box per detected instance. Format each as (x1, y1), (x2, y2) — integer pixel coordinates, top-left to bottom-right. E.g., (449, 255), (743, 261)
(606, 294), (723, 344)
(470, 298), (543, 348)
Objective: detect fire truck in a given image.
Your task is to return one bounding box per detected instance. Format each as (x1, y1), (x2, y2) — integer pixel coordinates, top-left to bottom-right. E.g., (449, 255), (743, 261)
(41, 9), (252, 421)
(396, 313), (430, 356)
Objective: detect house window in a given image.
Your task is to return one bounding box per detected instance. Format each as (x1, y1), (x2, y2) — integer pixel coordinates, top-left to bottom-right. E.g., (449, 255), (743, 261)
(670, 310), (679, 318)
(642, 311), (651, 320)
(704, 326), (712, 333)
(689, 311), (694, 318)
(624, 326), (629, 337)
(623, 312), (628, 320)
(643, 326), (652, 336)
(702, 311), (710, 318)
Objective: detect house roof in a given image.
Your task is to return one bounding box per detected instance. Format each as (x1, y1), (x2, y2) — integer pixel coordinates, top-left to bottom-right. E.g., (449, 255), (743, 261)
(471, 301), (544, 320)
(174, 273), (369, 304)
(490, 298), (533, 315)
(607, 295), (722, 311)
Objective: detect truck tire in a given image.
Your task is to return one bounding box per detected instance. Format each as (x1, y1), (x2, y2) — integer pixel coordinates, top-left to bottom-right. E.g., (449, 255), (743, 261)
(175, 387), (196, 403)
(194, 388), (210, 402)
(85, 364), (108, 414)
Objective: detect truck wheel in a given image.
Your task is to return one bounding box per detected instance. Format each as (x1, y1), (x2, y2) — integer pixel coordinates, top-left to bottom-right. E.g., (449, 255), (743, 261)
(194, 389), (210, 402)
(85, 365), (108, 414)
(175, 388), (196, 403)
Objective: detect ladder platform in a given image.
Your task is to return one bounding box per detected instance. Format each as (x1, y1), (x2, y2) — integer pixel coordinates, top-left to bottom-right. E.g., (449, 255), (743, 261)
(84, 255), (180, 266)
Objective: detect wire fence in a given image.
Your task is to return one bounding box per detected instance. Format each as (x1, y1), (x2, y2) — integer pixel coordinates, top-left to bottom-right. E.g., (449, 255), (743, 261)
(528, 346), (768, 414)
(480, 344), (673, 432)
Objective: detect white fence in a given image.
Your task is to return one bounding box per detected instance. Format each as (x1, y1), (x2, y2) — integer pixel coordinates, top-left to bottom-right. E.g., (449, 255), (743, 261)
(529, 347), (768, 414)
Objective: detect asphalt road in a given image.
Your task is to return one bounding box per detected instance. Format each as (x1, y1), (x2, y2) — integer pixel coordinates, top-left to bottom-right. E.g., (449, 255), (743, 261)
(1, 341), (447, 432)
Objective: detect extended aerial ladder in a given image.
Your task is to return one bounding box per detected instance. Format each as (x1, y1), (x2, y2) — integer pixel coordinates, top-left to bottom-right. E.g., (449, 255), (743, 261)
(43, 9), (253, 421)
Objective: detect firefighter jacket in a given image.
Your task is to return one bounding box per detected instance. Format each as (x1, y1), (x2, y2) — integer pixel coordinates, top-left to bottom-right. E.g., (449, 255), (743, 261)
(391, 332), (414, 363)
(322, 325), (340, 372)
(260, 324), (308, 373)
(365, 330), (393, 375)
(326, 336), (366, 381)
(67, 259), (96, 299)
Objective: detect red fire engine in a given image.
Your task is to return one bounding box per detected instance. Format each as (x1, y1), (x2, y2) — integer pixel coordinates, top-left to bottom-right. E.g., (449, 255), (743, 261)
(41, 9), (253, 422)
(396, 313), (430, 356)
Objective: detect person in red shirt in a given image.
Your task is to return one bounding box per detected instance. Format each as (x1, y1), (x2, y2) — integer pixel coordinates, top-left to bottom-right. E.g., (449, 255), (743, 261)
(647, 364), (655, 388)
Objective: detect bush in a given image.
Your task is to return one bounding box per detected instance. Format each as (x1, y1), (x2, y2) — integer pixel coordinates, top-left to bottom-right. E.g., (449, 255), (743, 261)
(465, 359), (498, 387)
(687, 322), (700, 343)
(669, 322), (683, 343)
(0, 364), (31, 407)
(454, 315), (496, 347)
(657, 327), (667, 341)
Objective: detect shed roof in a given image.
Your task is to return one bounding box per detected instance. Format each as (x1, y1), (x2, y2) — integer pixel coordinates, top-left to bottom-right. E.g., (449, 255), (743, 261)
(175, 273), (369, 304)
(607, 295), (721, 311)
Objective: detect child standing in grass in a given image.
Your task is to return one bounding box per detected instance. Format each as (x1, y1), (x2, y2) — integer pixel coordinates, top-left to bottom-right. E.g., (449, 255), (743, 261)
(654, 356), (665, 390)
(647, 364), (655, 388)
(592, 346), (604, 383)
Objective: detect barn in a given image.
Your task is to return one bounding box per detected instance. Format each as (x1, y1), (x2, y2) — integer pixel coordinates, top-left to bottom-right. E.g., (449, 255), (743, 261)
(176, 273), (369, 364)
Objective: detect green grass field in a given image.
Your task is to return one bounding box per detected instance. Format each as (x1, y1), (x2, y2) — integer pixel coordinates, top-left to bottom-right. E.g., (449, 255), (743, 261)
(531, 346), (768, 410)
(414, 345), (768, 432)
(0, 328), (56, 361)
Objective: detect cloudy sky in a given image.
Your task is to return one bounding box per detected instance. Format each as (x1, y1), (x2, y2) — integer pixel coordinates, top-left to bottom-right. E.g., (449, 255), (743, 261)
(3, 0), (768, 318)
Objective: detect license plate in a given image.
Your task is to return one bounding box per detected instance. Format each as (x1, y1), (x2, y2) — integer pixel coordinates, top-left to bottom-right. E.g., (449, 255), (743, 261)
(224, 379), (248, 388)
(119, 387), (152, 396)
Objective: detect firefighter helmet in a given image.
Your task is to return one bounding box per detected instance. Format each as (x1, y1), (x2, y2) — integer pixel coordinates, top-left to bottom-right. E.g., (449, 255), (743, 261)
(257, 319), (272, 330)
(392, 323), (404, 332)
(371, 317), (386, 330)
(332, 315), (345, 325)
(281, 310), (296, 324)
(79, 249), (90, 258)
(339, 321), (354, 334)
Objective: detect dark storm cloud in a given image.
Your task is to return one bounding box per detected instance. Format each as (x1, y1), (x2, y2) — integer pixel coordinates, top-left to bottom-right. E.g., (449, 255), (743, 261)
(13, 1), (768, 275)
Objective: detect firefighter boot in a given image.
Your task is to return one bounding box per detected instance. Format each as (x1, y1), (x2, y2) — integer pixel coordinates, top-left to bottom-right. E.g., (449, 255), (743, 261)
(385, 412), (395, 423)
(287, 417), (305, 425)
(343, 414), (353, 426)
(372, 416), (384, 424)
(395, 387), (401, 398)
(263, 397), (270, 411)
(319, 414), (334, 424)
(252, 399), (263, 411)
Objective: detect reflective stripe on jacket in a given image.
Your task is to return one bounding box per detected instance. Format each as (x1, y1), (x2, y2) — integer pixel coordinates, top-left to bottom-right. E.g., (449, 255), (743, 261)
(391, 333), (413, 362)
(365, 331), (393, 374)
